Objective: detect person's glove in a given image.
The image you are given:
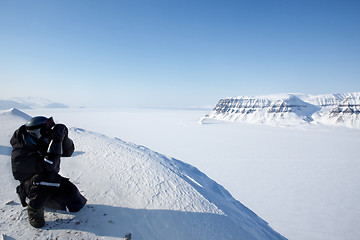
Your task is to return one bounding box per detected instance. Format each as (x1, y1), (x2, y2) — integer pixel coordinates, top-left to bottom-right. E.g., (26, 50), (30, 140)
(52, 124), (68, 142)
(47, 124), (68, 156)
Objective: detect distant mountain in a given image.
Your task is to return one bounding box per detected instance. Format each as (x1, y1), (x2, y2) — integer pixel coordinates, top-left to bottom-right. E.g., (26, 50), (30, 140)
(0, 97), (69, 110)
(314, 94), (360, 128)
(0, 100), (31, 110)
(300, 92), (360, 107)
(201, 92), (360, 128)
(43, 102), (69, 108)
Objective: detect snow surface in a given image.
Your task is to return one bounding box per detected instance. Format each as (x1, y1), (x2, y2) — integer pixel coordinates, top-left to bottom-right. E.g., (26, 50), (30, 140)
(2, 107), (360, 240)
(0, 109), (286, 240)
(17, 106), (360, 240)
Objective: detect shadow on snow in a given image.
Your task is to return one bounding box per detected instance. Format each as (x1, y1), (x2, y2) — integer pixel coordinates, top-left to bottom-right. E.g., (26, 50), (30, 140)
(0, 145), (12, 156)
(45, 204), (282, 240)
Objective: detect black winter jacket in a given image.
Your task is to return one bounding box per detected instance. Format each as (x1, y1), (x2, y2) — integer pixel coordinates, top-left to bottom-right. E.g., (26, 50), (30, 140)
(10, 124), (75, 182)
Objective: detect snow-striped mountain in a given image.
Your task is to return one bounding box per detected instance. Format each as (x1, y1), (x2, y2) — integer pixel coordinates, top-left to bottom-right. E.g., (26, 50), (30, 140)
(0, 108), (287, 240)
(0, 97), (68, 110)
(201, 92), (360, 128)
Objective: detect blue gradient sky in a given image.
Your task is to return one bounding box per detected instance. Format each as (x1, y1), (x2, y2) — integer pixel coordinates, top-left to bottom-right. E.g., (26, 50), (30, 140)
(1, 0), (359, 107)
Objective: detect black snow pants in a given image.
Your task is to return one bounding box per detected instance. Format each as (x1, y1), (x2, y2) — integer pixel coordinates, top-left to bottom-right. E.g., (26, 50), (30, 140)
(17, 172), (87, 212)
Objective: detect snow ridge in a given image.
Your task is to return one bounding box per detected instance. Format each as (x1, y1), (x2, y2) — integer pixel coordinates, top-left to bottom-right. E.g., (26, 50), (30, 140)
(202, 92), (360, 128)
(0, 108), (32, 121)
(68, 128), (286, 240)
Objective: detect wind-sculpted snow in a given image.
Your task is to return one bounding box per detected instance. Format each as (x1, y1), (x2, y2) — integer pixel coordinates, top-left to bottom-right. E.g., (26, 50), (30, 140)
(0, 109), (287, 240)
(203, 92), (360, 128)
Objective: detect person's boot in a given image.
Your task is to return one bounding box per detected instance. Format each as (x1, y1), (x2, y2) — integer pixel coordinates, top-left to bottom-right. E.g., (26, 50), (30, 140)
(27, 205), (45, 228)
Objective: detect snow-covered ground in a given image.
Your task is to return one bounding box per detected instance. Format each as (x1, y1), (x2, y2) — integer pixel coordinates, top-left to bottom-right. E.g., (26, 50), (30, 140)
(2, 107), (360, 240)
(0, 108), (286, 240)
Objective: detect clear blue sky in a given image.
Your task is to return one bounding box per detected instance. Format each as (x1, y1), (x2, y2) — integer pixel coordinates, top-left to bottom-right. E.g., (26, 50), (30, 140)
(1, 0), (359, 107)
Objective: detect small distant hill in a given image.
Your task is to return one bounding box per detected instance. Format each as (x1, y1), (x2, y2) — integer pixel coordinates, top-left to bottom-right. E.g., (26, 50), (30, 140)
(0, 100), (31, 110)
(0, 97), (69, 110)
(0, 108), (32, 121)
(43, 102), (69, 108)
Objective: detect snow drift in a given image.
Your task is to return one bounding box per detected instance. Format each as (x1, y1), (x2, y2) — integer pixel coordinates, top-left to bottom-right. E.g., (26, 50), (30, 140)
(0, 109), (286, 240)
(202, 92), (360, 128)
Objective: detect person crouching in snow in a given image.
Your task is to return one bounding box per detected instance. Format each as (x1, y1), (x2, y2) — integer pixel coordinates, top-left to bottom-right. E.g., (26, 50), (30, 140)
(10, 116), (87, 228)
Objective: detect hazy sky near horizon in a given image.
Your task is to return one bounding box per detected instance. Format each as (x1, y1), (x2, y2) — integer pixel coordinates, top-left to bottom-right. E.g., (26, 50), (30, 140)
(1, 0), (359, 107)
